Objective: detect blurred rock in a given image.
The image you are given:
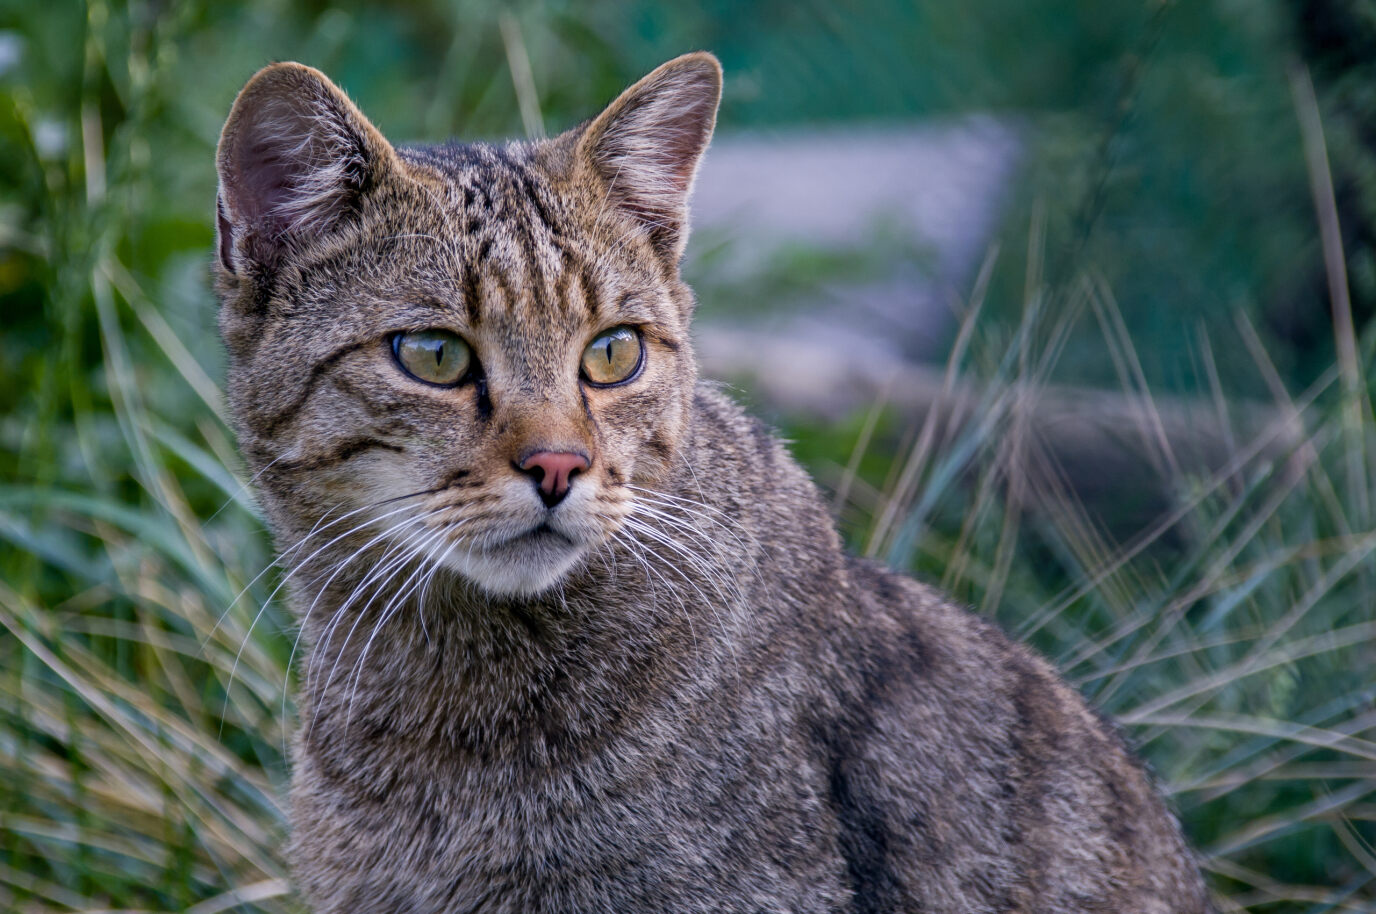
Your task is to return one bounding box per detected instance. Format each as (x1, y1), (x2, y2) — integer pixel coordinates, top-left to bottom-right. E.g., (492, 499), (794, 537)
(688, 118), (1022, 363)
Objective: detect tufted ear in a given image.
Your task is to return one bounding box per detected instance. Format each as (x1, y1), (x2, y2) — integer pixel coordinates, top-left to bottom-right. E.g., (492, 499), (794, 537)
(215, 62), (396, 275)
(578, 53), (722, 261)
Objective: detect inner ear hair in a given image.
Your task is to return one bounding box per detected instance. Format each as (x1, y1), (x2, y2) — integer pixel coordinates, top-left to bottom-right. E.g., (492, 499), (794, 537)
(215, 62), (396, 274)
(578, 53), (723, 261)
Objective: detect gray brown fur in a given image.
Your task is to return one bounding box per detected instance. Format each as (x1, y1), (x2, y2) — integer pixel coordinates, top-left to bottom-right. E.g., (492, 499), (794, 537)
(214, 54), (1213, 912)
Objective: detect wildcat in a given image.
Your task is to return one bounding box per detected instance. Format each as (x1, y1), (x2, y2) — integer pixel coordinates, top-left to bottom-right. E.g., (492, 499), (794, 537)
(214, 53), (1213, 912)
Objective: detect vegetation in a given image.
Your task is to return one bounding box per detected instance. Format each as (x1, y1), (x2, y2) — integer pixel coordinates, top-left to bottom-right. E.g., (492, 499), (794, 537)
(2, 0), (1374, 909)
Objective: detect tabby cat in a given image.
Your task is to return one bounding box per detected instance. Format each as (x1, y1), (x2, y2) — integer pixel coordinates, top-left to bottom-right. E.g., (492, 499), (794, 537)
(214, 53), (1213, 912)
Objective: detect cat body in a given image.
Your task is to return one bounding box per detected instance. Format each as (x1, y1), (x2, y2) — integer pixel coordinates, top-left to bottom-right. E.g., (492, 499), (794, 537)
(214, 55), (1212, 912)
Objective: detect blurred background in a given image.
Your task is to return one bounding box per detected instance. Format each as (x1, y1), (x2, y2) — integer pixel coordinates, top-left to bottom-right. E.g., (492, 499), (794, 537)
(3, 0), (1376, 910)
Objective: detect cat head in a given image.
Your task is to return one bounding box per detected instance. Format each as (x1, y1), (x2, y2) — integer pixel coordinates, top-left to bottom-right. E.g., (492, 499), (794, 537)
(215, 54), (721, 597)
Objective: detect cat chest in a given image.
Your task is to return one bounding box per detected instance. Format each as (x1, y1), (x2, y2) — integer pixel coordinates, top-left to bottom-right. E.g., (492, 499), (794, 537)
(294, 737), (851, 911)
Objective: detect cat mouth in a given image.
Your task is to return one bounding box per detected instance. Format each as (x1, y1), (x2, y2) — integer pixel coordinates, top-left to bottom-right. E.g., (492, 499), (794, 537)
(502, 521), (575, 548)
(437, 519), (588, 597)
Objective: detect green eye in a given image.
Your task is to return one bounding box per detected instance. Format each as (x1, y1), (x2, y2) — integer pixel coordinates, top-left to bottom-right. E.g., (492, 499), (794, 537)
(392, 329), (472, 386)
(581, 326), (643, 386)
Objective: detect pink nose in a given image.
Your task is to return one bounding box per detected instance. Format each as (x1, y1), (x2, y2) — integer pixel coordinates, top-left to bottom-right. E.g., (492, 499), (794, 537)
(518, 451), (591, 507)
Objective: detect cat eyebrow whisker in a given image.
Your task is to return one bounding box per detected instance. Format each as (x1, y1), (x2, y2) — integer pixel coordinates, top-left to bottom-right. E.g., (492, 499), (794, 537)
(408, 179), (469, 281)
(597, 220), (654, 266)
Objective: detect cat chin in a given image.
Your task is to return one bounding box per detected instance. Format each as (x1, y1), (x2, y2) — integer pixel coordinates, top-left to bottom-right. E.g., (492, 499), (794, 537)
(438, 533), (589, 598)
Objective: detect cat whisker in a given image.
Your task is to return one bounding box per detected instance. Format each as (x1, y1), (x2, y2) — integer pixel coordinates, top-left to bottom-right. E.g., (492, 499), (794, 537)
(621, 502), (748, 599)
(270, 500), (437, 753)
(229, 486), (444, 645)
(609, 528), (700, 658)
(328, 511), (467, 675)
(625, 499), (767, 602)
(623, 488), (769, 596)
(281, 485), (450, 569)
(295, 507), (444, 656)
(343, 522), (459, 726)
(669, 454), (751, 538)
(310, 514), (444, 690)
(281, 501), (433, 605)
(624, 498), (738, 556)
(210, 497), (355, 652)
(622, 482), (750, 530)
(304, 511), (447, 697)
(222, 499), (437, 732)
(307, 522), (442, 738)
(276, 503), (443, 739)
(415, 537), (460, 643)
(624, 484), (762, 554)
(619, 513), (747, 660)
(203, 451), (287, 526)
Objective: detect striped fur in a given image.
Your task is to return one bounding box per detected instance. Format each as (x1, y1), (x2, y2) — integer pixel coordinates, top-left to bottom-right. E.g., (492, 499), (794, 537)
(215, 55), (1213, 912)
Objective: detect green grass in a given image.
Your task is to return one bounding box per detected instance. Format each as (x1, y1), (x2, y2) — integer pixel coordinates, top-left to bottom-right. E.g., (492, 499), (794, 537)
(3, 0), (1376, 910)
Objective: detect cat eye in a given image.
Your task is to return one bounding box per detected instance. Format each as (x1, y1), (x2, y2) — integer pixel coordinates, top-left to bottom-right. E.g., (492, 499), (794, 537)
(392, 329), (473, 386)
(581, 326), (643, 386)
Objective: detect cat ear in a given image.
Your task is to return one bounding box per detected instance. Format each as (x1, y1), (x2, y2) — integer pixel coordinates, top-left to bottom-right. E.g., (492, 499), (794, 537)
(578, 52), (722, 260)
(215, 62), (396, 275)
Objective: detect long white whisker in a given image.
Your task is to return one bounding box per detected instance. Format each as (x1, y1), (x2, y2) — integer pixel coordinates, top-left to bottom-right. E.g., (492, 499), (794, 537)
(203, 451), (290, 528)
(217, 494), (433, 659)
(620, 513), (745, 662)
(310, 514), (442, 686)
(622, 507), (747, 604)
(304, 511), (447, 703)
(297, 508), (444, 661)
(276, 505), (441, 742)
(344, 523), (460, 724)
(222, 500), (438, 731)
(624, 484), (762, 556)
(416, 536), (460, 643)
(307, 536), (435, 737)
(611, 527), (700, 656)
